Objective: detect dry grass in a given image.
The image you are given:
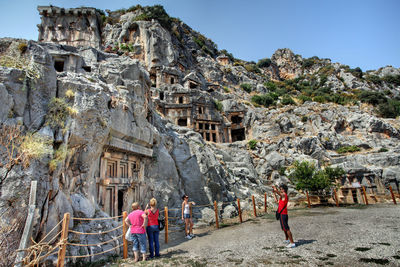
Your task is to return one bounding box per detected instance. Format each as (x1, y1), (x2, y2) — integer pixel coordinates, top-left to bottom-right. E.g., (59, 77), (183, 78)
(0, 208), (26, 267)
(0, 125), (52, 175)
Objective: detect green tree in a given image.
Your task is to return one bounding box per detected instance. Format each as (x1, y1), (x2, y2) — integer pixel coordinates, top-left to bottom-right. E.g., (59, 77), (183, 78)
(289, 161), (345, 195)
(257, 58), (271, 68)
(251, 94), (275, 107)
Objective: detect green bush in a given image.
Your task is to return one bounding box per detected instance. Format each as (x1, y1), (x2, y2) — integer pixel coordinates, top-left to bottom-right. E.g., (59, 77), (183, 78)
(248, 139), (257, 150)
(382, 74), (400, 86)
(193, 36), (205, 48)
(297, 94), (312, 104)
(278, 166), (287, 176)
(313, 95), (329, 103)
(301, 116), (308, 122)
(264, 81), (277, 91)
(46, 98), (76, 128)
(347, 67), (363, 79)
(119, 43), (134, 52)
(319, 74), (328, 87)
(281, 95), (296, 105)
(378, 147), (388, 152)
(365, 74), (382, 85)
(220, 49), (235, 62)
(289, 161), (345, 194)
(214, 100), (223, 112)
(330, 93), (355, 105)
(133, 5), (174, 30)
(127, 4), (143, 12)
(251, 94), (275, 107)
(377, 99), (400, 118)
(240, 83), (252, 93)
(257, 58), (271, 68)
(357, 90), (387, 105)
(49, 144), (68, 172)
(323, 166), (346, 181)
(244, 64), (261, 74)
(336, 145), (360, 154)
(302, 56), (319, 68)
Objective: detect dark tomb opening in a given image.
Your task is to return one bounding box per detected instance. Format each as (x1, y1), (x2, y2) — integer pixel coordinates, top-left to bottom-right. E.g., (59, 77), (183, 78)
(54, 60), (65, 72)
(82, 66), (91, 72)
(212, 133), (217, 142)
(160, 92), (164, 100)
(118, 190), (124, 216)
(179, 96), (183, 104)
(178, 118), (187, 126)
(231, 116), (242, 124)
(231, 128), (245, 142)
(189, 82), (198, 89)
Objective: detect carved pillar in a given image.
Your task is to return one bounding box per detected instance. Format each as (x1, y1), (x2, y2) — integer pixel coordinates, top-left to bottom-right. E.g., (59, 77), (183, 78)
(114, 185), (118, 217)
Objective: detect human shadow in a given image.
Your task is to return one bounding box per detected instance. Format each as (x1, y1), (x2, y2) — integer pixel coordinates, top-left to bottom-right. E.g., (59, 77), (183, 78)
(159, 249), (188, 258)
(295, 239), (317, 247)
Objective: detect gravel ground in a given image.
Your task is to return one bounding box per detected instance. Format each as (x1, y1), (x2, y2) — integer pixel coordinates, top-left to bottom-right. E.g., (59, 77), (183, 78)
(118, 204), (400, 267)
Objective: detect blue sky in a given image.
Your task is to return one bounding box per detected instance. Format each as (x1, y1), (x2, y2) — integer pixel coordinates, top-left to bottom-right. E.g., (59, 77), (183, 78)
(0, 0), (399, 71)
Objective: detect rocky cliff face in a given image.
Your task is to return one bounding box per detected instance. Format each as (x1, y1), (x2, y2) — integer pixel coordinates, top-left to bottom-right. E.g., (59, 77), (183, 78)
(1, 4), (400, 265)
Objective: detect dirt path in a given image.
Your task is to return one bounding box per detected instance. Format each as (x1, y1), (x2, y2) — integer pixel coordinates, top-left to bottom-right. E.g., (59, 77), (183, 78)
(116, 204), (400, 266)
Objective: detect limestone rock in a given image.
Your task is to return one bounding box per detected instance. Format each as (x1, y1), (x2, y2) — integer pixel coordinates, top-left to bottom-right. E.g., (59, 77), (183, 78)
(71, 193), (96, 218)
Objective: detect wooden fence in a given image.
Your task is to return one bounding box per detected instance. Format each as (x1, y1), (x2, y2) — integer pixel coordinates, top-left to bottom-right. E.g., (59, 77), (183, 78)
(16, 186), (398, 266)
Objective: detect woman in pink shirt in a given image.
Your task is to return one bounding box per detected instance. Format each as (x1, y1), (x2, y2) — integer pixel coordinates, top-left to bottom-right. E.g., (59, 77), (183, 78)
(125, 202), (148, 262)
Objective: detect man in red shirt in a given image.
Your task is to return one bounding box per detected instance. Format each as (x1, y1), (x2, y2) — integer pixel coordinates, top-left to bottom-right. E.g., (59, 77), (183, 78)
(273, 184), (295, 248)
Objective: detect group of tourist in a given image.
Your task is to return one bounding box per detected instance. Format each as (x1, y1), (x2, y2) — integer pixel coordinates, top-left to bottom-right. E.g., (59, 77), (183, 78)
(125, 185), (295, 261)
(125, 194), (196, 261)
(124, 198), (161, 262)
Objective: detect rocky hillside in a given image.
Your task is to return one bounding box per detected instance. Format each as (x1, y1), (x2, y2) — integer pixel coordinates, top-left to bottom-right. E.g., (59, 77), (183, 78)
(1, 4), (400, 265)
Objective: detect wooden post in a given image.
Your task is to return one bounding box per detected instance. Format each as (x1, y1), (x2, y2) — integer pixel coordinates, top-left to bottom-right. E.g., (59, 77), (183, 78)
(333, 188), (339, 207)
(237, 199), (242, 223)
(389, 186), (397, 205)
(57, 213), (70, 267)
(164, 206), (168, 243)
(122, 211), (128, 259)
(362, 186), (369, 205)
(252, 195), (257, 217)
(306, 191), (311, 208)
(214, 201), (219, 229)
(264, 193), (267, 213)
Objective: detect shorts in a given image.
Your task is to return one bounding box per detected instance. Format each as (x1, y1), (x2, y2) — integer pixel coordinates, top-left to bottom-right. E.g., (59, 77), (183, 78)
(279, 214), (290, 231)
(183, 213), (190, 219)
(131, 233), (147, 253)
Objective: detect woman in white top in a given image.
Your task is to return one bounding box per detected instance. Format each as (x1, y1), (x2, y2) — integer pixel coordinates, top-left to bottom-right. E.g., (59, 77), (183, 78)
(181, 194), (195, 239)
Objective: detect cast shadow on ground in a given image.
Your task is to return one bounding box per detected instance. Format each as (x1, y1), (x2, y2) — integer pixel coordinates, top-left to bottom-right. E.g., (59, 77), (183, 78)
(295, 239), (316, 247)
(193, 231), (210, 238)
(160, 249), (188, 258)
